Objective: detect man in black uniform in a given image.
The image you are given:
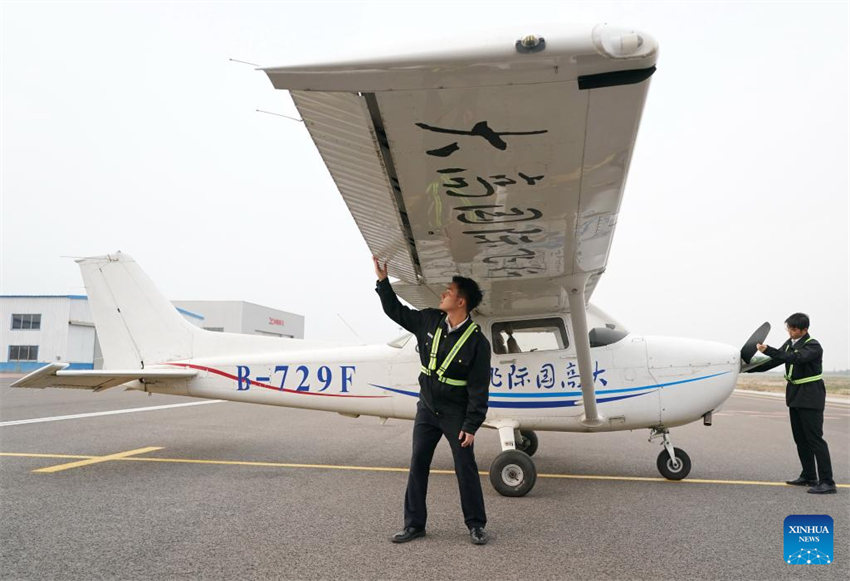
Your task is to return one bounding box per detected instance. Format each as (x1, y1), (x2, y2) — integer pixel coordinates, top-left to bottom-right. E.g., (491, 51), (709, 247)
(373, 257), (491, 544)
(749, 313), (836, 494)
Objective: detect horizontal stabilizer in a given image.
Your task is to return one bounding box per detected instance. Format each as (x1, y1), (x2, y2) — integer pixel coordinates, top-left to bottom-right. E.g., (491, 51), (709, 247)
(11, 363), (197, 391)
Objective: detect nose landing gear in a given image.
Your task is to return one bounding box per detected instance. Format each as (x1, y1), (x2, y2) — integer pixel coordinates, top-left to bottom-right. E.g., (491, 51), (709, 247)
(650, 427), (691, 480)
(488, 422), (537, 497)
(515, 429), (538, 457)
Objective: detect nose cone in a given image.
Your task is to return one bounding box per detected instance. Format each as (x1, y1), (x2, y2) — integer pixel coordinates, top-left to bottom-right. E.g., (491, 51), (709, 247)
(646, 336), (739, 427)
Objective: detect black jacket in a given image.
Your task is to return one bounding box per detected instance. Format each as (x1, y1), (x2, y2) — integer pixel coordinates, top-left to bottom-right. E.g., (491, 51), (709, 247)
(748, 334), (825, 410)
(375, 278), (490, 433)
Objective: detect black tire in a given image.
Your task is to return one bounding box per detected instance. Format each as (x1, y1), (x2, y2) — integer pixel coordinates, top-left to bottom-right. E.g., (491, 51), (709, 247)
(656, 447), (691, 480)
(516, 430), (539, 457)
(489, 450), (537, 497)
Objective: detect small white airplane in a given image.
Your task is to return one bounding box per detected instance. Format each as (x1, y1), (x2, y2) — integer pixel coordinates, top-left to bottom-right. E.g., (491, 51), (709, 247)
(14, 25), (758, 496)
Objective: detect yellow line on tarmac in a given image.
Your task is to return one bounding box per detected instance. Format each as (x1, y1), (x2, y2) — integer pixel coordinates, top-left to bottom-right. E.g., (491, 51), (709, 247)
(32, 446), (163, 473)
(97, 455), (850, 488)
(123, 456), (452, 474)
(0, 453), (91, 460)
(3, 451), (847, 488)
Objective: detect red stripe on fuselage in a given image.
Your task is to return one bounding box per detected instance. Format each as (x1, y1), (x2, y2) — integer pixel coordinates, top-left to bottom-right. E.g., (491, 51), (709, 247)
(166, 362), (388, 399)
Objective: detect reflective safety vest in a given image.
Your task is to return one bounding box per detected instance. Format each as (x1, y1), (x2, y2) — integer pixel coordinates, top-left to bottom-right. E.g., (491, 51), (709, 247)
(420, 318), (478, 387)
(784, 337), (823, 385)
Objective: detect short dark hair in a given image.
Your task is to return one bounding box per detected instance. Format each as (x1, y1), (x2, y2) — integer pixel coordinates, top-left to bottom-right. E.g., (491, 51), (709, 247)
(785, 312), (810, 330)
(452, 276), (483, 312)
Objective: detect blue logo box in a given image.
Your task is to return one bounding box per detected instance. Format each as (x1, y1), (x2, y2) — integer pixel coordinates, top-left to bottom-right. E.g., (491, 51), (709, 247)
(784, 515), (833, 565)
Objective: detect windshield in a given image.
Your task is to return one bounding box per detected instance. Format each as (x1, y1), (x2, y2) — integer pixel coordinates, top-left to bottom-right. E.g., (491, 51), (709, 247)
(387, 331), (414, 349)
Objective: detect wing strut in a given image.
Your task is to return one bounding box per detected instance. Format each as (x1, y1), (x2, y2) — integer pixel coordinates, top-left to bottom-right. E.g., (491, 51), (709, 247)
(566, 274), (604, 426)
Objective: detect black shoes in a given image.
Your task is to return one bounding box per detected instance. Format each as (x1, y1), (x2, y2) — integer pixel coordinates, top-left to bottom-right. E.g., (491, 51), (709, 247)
(807, 482), (837, 494)
(786, 476), (837, 493)
(391, 527), (425, 543)
(391, 526), (489, 544)
(470, 527), (488, 545)
(786, 476), (818, 486)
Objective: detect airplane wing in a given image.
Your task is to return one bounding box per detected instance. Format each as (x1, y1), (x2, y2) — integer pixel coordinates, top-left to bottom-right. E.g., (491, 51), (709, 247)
(264, 24), (657, 317)
(11, 363), (197, 391)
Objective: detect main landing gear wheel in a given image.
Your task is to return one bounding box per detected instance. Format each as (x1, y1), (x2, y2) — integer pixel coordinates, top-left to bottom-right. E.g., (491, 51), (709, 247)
(656, 447), (691, 480)
(516, 430), (538, 457)
(489, 450), (537, 497)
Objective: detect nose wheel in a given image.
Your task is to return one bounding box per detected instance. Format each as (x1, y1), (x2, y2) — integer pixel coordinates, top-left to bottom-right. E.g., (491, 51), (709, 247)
(657, 447), (691, 480)
(650, 428), (691, 480)
(490, 450), (537, 497)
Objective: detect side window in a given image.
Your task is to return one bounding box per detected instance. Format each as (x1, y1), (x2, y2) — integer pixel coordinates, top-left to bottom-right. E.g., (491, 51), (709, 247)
(9, 345), (39, 361)
(491, 318), (568, 354)
(11, 314), (41, 330)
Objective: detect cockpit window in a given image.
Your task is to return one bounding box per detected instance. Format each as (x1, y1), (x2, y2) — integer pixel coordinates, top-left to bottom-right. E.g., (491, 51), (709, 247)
(491, 318), (568, 354)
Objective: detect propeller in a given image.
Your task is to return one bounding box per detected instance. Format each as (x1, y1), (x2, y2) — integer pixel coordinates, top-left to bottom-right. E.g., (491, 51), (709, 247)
(740, 321), (770, 369)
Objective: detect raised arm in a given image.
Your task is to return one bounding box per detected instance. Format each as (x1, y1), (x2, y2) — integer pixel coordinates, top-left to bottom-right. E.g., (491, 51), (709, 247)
(373, 256), (426, 333)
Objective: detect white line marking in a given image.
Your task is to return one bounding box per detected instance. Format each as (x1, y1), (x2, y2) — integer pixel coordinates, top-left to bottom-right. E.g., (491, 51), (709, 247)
(0, 400), (224, 427)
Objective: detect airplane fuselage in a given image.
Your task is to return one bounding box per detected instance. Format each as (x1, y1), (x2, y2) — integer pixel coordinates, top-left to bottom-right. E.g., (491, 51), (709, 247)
(136, 311), (739, 434)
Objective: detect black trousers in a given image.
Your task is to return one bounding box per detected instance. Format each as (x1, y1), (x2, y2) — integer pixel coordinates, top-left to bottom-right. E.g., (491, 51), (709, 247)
(789, 407), (834, 484)
(404, 403), (487, 530)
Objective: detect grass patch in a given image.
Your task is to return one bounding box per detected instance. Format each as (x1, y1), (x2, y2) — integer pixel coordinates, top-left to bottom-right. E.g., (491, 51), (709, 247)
(737, 374), (850, 397)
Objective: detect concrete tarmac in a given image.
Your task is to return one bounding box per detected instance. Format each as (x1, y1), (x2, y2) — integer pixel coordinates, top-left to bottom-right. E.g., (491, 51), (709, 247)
(1, 378), (848, 580)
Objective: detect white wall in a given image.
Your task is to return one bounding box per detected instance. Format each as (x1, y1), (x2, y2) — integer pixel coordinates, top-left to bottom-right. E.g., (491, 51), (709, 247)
(242, 301), (303, 338)
(0, 297), (71, 365)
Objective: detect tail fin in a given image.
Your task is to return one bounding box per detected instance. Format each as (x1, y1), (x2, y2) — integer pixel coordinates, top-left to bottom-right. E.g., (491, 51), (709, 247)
(78, 253), (197, 369)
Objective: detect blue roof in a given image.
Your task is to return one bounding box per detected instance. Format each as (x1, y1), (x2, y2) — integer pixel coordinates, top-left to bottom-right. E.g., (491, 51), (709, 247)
(175, 307), (204, 320)
(1, 295), (87, 300)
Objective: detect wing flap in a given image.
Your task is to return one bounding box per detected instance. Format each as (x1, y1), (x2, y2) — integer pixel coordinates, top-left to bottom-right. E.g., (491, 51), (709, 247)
(11, 363), (197, 391)
(291, 91), (419, 283)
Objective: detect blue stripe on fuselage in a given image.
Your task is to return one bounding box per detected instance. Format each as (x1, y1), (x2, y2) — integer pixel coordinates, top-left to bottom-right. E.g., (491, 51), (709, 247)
(488, 371), (730, 398)
(368, 370), (729, 409)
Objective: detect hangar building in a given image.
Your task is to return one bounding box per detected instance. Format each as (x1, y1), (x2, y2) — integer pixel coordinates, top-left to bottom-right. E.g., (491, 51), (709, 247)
(0, 296), (303, 372)
(171, 300), (304, 338)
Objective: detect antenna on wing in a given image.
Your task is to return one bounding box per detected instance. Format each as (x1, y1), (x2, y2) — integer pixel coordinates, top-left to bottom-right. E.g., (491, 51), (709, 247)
(227, 58), (302, 122)
(229, 58), (260, 67)
(256, 109), (303, 123)
(336, 313), (366, 345)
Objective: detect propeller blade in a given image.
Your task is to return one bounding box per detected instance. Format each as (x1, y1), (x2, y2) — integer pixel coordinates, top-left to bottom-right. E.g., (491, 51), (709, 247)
(740, 322), (771, 364)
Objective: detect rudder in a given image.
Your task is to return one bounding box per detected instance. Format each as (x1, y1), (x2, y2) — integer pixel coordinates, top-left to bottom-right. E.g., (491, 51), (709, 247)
(78, 253), (196, 369)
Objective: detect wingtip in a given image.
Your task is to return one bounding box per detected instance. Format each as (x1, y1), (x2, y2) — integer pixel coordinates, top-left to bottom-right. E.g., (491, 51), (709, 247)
(11, 362), (70, 388)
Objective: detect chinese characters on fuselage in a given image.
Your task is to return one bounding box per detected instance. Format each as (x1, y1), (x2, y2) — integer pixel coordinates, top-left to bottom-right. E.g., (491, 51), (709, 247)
(490, 361), (607, 390)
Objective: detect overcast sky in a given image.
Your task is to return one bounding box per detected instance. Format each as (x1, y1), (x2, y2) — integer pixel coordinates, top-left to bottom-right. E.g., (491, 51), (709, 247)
(1, 1), (848, 370)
